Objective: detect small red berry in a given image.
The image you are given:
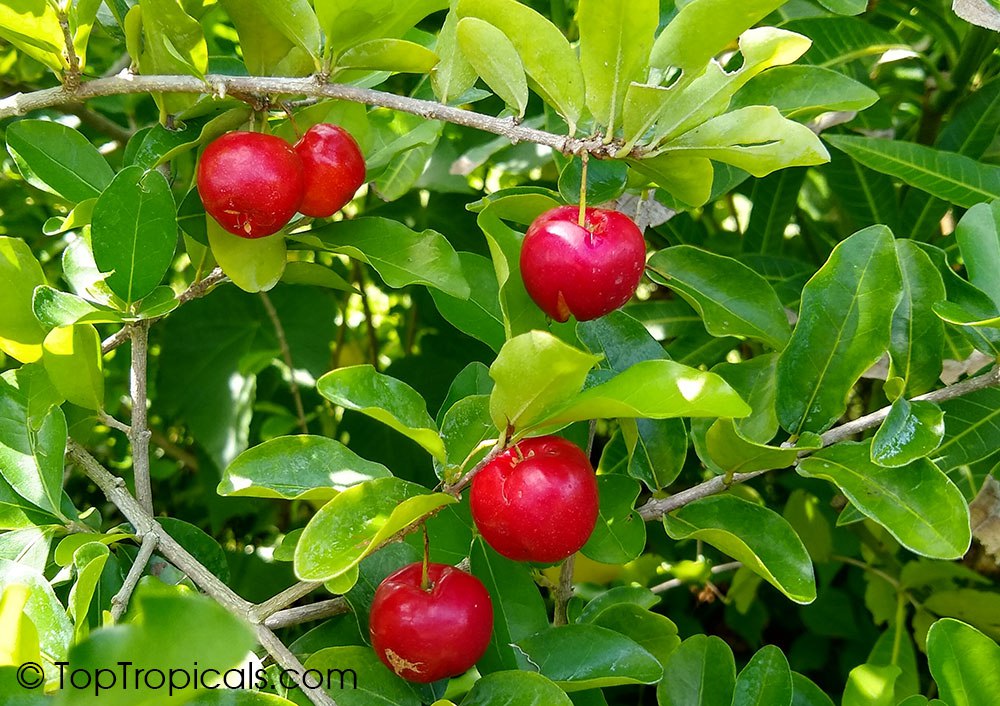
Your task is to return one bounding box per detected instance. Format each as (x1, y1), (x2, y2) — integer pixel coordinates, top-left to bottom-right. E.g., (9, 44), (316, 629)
(293, 123), (366, 218)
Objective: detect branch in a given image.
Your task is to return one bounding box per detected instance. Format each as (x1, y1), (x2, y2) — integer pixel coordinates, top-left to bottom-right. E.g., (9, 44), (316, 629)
(264, 597), (350, 630)
(129, 321), (153, 516)
(552, 554), (575, 626)
(251, 580), (324, 624)
(261, 292), (309, 434)
(650, 561), (742, 594)
(110, 534), (158, 621)
(57, 12), (81, 90)
(0, 74), (625, 158)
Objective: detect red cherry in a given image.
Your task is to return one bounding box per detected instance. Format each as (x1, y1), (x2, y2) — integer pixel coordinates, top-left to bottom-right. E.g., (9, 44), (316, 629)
(520, 205), (646, 322)
(293, 123), (366, 218)
(470, 436), (599, 563)
(369, 562), (493, 683)
(197, 131), (304, 239)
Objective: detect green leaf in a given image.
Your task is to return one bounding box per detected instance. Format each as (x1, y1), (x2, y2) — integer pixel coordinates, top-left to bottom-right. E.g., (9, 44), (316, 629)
(432, 8), (478, 104)
(54, 532), (131, 567)
(578, 0), (658, 135)
(218, 435), (391, 500)
(824, 147), (900, 234)
(791, 673), (835, 706)
(304, 217), (469, 298)
(663, 494), (816, 604)
(438, 395), (495, 481)
(536, 359), (751, 429)
(657, 106), (830, 178)
(41, 325), (104, 411)
(457, 0), (585, 131)
(218, 0), (319, 76)
(705, 419), (820, 475)
(0, 473), (60, 530)
(207, 216), (287, 294)
(338, 38), (439, 73)
(956, 201), (1000, 310)
(816, 0), (867, 13)
(581, 475), (646, 564)
(316, 0), (447, 58)
(488, 331), (601, 432)
(471, 538), (549, 674)
(130, 107), (253, 170)
(628, 153), (715, 208)
(91, 166), (177, 305)
(781, 17), (904, 68)
(824, 135), (1000, 208)
(0, 559), (74, 676)
(577, 585), (659, 623)
(0, 0), (64, 72)
(318, 365), (446, 462)
(429, 253), (506, 352)
(731, 65), (878, 120)
(461, 671), (573, 706)
(5, 120), (114, 204)
(646, 246), (791, 349)
(301, 645), (422, 705)
(587, 604), (680, 667)
(294, 477), (456, 582)
(733, 645), (793, 706)
(32, 286), (123, 330)
(871, 399), (944, 467)
(743, 168), (808, 255)
(798, 441), (971, 559)
(776, 226), (902, 434)
(133, 0), (208, 114)
(457, 18), (528, 117)
(558, 158), (629, 207)
(0, 367), (68, 520)
(0, 237), (48, 364)
(67, 543), (110, 641)
(890, 241), (946, 396)
(43, 198), (97, 237)
(515, 624), (662, 691)
(927, 618), (1000, 706)
(279, 262), (356, 292)
(935, 387), (1000, 471)
(842, 664), (900, 706)
(657, 635), (736, 706)
(188, 694), (301, 706)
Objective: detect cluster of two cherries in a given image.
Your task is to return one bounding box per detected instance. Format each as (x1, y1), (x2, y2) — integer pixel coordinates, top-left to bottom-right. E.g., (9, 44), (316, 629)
(370, 206), (648, 684)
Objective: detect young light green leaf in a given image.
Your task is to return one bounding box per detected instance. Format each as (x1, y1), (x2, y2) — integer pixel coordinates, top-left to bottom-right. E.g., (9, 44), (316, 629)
(466, 187), (564, 224)
(318, 365), (446, 462)
(871, 399), (944, 467)
(303, 217), (469, 298)
(6, 120), (114, 204)
(462, 671), (573, 705)
(705, 419), (821, 475)
(798, 441), (971, 559)
(515, 624), (662, 691)
(890, 241), (946, 395)
(432, 8), (478, 104)
(628, 153), (715, 208)
(457, 0), (585, 131)
(0, 0), (64, 72)
(731, 65), (879, 120)
(437, 394), (495, 481)
(218, 435), (391, 500)
(207, 216), (286, 293)
(956, 200), (1000, 309)
(825, 135), (1000, 208)
(32, 286), (123, 330)
(0, 559), (74, 674)
(133, 0), (208, 114)
(457, 18), (528, 117)
(578, 0), (658, 136)
(646, 245), (792, 349)
(663, 494), (817, 604)
(581, 475), (646, 564)
(776, 226), (902, 434)
(733, 645), (793, 706)
(67, 542), (110, 641)
(338, 38), (439, 73)
(842, 664), (900, 706)
(42, 325), (103, 411)
(218, 0), (319, 76)
(316, 0), (447, 58)
(657, 635), (736, 706)
(294, 477), (456, 581)
(92, 166), (177, 305)
(927, 618), (1000, 706)
(0, 237), (48, 364)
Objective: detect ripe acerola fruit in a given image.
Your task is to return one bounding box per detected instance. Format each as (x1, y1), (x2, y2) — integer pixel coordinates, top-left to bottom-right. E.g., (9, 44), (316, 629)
(197, 131), (304, 238)
(520, 205), (646, 322)
(369, 562), (493, 683)
(293, 123), (366, 218)
(470, 435), (599, 563)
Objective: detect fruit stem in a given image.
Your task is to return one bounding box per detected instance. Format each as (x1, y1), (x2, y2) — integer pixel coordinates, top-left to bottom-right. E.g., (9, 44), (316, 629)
(421, 524), (432, 592)
(578, 153), (589, 227)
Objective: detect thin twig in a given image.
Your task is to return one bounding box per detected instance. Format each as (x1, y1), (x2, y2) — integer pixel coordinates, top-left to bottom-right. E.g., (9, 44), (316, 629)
(443, 443), (505, 496)
(57, 12), (81, 90)
(110, 534), (158, 621)
(97, 411), (131, 435)
(0, 74), (628, 158)
(129, 321), (153, 516)
(553, 554), (575, 626)
(251, 581), (324, 624)
(637, 470), (770, 521)
(261, 292), (309, 434)
(650, 561), (743, 594)
(264, 598), (350, 630)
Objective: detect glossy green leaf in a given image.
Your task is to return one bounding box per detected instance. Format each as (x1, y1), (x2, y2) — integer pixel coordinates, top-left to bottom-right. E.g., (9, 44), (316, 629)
(712, 354), (780, 444)
(927, 618), (1000, 706)
(536, 359), (751, 429)
(133, 0), (208, 114)
(279, 262), (355, 292)
(577, 585), (659, 623)
(558, 157), (629, 206)
(457, 18), (528, 117)
(646, 246), (791, 349)
(430, 253), (505, 353)
(890, 241), (946, 395)
(462, 671), (573, 706)
(842, 664), (900, 706)
(294, 477), (456, 581)
(733, 645), (793, 706)
(32, 286), (122, 330)
(457, 0), (585, 131)
(588, 604), (680, 667)
(657, 106), (830, 178)
(868, 627), (921, 702)
(0, 473), (59, 531)
(776, 226), (902, 434)
(871, 399), (944, 467)
(781, 17), (905, 68)
(790, 673), (835, 706)
(432, 8), (478, 104)
(515, 624), (662, 691)
(0, 583), (41, 668)
(825, 146), (900, 234)
(218, 0), (319, 76)
(578, 0), (657, 135)
(0, 559), (73, 677)
(628, 153), (715, 208)
(743, 168), (808, 255)
(130, 107), (253, 170)
(705, 419), (820, 475)
(489, 331), (601, 432)
(0, 0), (64, 71)
(42, 198), (97, 237)
(471, 538), (549, 674)
(338, 38), (439, 73)
(438, 362), (494, 424)
(657, 635), (736, 706)
(581, 475), (645, 564)
(798, 441), (971, 559)
(92, 166), (177, 305)
(437, 395), (495, 481)
(316, 0), (447, 57)
(41, 325), (103, 411)
(5, 120), (114, 204)
(67, 543), (110, 640)
(318, 365), (446, 462)
(935, 388), (1000, 471)
(301, 645), (422, 705)
(0, 237), (48, 364)
(731, 65), (878, 120)
(207, 217), (286, 293)
(825, 135), (1000, 208)
(665, 494), (816, 603)
(219, 435), (391, 500)
(304, 217), (469, 298)
(956, 200), (1000, 309)
(924, 590), (1000, 641)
